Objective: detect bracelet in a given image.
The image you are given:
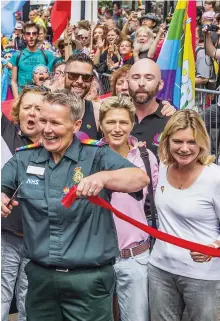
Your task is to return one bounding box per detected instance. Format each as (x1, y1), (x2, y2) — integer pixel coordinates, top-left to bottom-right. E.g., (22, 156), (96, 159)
(205, 255), (212, 262)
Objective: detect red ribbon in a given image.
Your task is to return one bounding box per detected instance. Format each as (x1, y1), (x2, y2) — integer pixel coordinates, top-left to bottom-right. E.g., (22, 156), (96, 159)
(62, 186), (220, 257)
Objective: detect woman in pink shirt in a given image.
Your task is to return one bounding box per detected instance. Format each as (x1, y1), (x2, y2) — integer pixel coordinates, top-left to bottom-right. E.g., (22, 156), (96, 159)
(99, 96), (159, 321)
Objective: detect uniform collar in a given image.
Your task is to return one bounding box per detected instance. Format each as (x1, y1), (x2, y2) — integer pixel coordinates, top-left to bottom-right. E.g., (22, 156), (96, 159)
(35, 136), (81, 164)
(64, 136), (81, 162)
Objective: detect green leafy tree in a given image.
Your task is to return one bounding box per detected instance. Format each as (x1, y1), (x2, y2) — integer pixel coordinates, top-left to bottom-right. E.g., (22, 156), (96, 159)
(98, 0), (113, 11)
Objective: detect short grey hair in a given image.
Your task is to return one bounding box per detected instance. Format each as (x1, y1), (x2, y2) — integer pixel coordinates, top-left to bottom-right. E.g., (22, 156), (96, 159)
(43, 89), (84, 121)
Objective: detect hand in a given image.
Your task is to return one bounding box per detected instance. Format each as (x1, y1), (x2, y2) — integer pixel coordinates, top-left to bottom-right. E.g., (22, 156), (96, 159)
(158, 23), (166, 36)
(121, 9), (128, 17)
(1, 192), (19, 218)
(76, 173), (107, 197)
(202, 25), (210, 34)
(108, 43), (115, 53)
(161, 101), (176, 117)
(190, 244), (216, 263)
(64, 23), (72, 42)
(97, 37), (105, 49)
(89, 50), (95, 62)
(129, 11), (138, 22)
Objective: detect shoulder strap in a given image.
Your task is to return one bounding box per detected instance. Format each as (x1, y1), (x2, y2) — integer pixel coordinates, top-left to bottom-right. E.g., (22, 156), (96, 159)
(16, 50), (23, 72)
(139, 146), (157, 230)
(195, 46), (204, 56)
(40, 49), (48, 65)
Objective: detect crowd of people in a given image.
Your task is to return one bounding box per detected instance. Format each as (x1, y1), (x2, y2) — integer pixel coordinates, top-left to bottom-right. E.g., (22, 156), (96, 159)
(1, 1), (220, 321)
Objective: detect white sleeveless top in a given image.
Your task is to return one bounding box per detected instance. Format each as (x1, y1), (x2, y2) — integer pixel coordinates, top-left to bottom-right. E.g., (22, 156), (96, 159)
(149, 162), (220, 280)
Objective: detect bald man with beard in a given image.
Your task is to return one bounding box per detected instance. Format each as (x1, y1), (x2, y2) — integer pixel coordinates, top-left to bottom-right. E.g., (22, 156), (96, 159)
(129, 58), (174, 157)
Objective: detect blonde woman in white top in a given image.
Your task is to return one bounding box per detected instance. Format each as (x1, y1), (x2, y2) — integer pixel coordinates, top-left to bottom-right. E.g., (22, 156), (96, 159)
(148, 110), (220, 321)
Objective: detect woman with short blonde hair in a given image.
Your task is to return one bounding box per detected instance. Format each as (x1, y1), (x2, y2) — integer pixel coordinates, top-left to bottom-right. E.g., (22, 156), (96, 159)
(99, 96), (135, 124)
(99, 96), (159, 321)
(148, 109), (220, 321)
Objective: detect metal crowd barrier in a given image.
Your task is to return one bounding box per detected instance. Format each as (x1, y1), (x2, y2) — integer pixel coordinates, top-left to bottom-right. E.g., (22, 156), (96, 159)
(196, 87), (220, 165)
(96, 73), (111, 95)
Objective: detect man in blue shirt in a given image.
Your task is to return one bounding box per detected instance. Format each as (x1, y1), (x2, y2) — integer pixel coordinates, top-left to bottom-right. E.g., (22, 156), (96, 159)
(10, 22), (54, 98)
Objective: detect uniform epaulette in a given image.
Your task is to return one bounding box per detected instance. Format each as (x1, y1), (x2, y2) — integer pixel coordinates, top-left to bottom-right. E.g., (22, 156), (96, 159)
(15, 142), (43, 152)
(80, 139), (106, 147)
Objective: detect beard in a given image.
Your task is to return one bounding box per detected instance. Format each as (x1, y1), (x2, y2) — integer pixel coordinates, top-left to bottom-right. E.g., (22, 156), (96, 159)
(64, 79), (91, 99)
(129, 83), (160, 105)
(133, 38), (154, 53)
(117, 92), (130, 99)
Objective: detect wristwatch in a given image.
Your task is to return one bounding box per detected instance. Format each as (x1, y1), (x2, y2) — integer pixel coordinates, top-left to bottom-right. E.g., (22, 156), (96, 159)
(211, 242), (220, 249)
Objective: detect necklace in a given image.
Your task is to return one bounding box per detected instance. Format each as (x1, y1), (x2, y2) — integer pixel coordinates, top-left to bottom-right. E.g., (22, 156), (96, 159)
(174, 166), (191, 190)
(177, 170), (190, 190)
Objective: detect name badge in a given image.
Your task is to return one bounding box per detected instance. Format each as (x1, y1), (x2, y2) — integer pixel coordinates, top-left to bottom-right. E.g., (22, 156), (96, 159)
(26, 166), (45, 176)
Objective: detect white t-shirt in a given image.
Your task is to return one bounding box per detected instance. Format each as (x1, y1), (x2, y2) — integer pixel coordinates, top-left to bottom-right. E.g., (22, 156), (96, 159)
(149, 162), (220, 280)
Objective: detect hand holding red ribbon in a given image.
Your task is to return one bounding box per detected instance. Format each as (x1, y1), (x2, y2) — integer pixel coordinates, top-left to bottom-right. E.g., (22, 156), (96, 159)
(62, 186), (220, 258)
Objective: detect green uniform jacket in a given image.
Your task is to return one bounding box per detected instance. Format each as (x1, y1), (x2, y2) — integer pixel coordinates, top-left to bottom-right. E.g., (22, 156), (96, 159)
(1, 137), (137, 269)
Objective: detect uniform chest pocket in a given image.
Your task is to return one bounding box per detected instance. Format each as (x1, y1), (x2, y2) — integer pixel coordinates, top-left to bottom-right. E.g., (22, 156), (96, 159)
(17, 181), (45, 222)
(17, 187), (44, 200)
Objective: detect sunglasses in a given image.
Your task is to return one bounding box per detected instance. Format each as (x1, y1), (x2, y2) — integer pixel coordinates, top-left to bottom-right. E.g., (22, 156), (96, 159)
(34, 70), (49, 75)
(79, 36), (88, 40)
(25, 31), (38, 36)
(65, 72), (94, 83)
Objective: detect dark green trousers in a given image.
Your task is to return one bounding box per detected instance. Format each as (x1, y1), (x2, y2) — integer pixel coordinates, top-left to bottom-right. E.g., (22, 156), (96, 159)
(25, 261), (115, 321)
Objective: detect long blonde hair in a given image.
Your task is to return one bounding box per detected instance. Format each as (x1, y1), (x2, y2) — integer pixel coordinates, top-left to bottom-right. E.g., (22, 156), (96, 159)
(158, 110), (215, 165)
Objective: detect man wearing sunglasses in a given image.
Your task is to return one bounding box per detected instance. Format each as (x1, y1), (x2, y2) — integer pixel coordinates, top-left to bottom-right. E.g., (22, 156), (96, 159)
(65, 53), (101, 139)
(10, 22), (54, 99)
(77, 29), (90, 52)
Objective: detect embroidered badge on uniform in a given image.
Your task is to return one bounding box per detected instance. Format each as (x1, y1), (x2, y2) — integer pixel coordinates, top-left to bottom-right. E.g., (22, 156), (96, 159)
(63, 187), (70, 195)
(152, 132), (163, 146)
(86, 124), (91, 129)
(26, 178), (39, 185)
(72, 167), (84, 183)
(161, 186), (164, 193)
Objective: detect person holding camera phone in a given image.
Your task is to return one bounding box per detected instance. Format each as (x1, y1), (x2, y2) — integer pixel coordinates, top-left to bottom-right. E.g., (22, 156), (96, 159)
(203, 20), (220, 61)
(121, 11), (140, 40)
(202, 22), (220, 157)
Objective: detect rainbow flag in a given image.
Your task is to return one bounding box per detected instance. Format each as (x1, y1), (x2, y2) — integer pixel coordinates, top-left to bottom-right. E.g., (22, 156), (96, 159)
(157, 0), (195, 110)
